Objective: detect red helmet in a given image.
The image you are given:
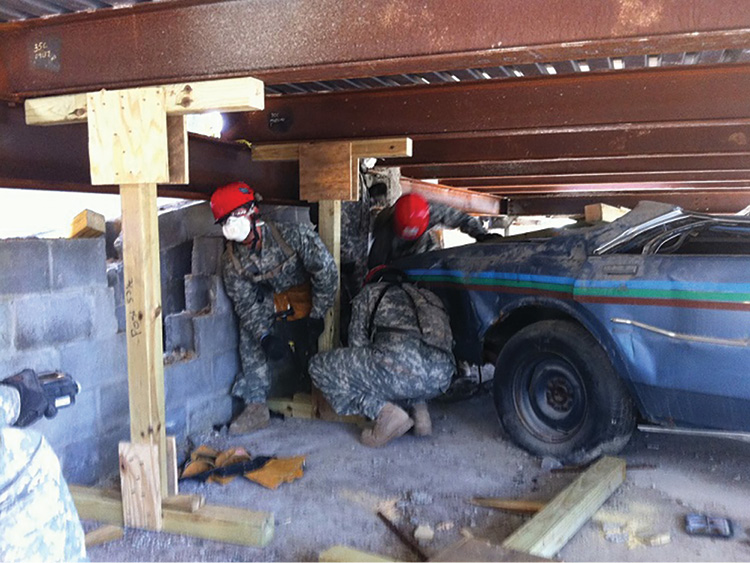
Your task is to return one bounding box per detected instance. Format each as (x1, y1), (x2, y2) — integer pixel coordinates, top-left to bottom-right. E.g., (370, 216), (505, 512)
(393, 193), (429, 240)
(210, 182), (257, 223)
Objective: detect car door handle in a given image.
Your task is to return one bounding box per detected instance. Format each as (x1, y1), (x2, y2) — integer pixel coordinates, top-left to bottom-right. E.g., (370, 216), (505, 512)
(603, 264), (639, 276)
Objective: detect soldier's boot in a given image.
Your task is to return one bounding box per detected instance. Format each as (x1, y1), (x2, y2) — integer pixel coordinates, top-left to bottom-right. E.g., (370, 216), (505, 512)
(360, 403), (413, 448)
(412, 401), (432, 436)
(229, 403), (270, 435)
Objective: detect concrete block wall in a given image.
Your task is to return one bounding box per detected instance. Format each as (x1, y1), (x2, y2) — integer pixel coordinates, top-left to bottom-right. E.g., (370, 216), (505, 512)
(1, 201), (311, 485)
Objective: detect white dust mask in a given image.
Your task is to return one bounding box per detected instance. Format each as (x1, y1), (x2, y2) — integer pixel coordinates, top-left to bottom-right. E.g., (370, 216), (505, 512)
(222, 215), (252, 242)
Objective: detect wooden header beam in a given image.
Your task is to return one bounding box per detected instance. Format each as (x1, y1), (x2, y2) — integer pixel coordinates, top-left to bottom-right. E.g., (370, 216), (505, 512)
(252, 138), (412, 161)
(25, 76), (264, 126)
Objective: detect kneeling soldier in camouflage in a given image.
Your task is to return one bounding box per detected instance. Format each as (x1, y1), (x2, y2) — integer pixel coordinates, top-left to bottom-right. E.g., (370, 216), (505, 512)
(310, 266), (455, 447)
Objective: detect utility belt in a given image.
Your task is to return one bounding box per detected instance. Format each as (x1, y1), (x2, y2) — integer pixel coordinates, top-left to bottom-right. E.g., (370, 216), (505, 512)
(372, 326), (422, 341)
(273, 281), (312, 321)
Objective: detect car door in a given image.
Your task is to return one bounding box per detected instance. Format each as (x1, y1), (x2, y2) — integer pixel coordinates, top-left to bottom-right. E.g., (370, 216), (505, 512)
(576, 222), (750, 431)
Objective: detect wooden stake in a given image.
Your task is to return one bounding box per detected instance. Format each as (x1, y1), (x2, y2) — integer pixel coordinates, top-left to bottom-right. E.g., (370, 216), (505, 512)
(120, 182), (168, 498)
(165, 436), (179, 496)
(317, 200), (341, 350)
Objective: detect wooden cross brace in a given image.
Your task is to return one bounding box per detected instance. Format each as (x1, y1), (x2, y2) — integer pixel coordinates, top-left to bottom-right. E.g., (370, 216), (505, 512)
(24, 77), (266, 535)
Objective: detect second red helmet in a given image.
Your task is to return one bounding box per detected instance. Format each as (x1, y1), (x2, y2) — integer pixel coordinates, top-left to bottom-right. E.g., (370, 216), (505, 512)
(210, 181), (257, 223)
(393, 193), (430, 240)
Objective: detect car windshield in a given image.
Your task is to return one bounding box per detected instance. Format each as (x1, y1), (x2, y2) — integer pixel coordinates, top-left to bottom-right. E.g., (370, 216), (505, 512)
(592, 201), (750, 255)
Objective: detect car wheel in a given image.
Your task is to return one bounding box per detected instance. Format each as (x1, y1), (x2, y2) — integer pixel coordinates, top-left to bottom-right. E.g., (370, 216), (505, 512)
(493, 320), (635, 464)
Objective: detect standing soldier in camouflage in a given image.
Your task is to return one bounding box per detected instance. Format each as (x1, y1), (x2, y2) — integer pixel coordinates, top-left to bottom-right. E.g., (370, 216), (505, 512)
(309, 267), (455, 447)
(212, 182), (337, 435)
(368, 192), (491, 269)
(0, 370), (87, 562)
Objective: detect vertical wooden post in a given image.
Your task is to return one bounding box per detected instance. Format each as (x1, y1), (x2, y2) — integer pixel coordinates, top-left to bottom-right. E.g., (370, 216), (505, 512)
(120, 182), (168, 499)
(317, 200), (342, 350)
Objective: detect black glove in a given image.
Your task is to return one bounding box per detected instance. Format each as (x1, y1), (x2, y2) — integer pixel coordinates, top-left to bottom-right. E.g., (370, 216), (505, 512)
(476, 233), (504, 243)
(2, 369), (56, 427)
(308, 317), (325, 341)
(260, 334), (290, 361)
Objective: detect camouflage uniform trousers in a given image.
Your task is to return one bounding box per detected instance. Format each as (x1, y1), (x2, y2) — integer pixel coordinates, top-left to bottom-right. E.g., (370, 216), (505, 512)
(232, 325), (270, 404)
(0, 427), (87, 562)
(309, 334), (454, 420)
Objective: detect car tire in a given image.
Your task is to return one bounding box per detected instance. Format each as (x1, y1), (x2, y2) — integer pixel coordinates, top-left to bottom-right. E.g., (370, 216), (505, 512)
(493, 320), (635, 464)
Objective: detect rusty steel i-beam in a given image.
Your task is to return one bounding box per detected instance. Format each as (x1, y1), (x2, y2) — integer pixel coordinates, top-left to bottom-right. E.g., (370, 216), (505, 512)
(3, 0), (750, 98)
(229, 65), (750, 143)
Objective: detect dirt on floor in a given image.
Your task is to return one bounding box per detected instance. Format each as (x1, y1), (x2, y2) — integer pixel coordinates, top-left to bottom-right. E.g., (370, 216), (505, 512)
(85, 388), (750, 562)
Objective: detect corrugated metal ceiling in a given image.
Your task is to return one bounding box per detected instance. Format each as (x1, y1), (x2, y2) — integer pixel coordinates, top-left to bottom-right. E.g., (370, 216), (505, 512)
(0, 0), (154, 22)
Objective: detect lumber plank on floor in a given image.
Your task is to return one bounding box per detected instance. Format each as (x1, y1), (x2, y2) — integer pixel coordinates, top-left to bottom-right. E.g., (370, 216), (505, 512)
(84, 524), (124, 548)
(430, 537), (551, 562)
(502, 456), (626, 558)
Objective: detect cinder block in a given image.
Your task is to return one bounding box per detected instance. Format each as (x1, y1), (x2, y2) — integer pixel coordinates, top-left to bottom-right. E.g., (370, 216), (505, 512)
(164, 311), (195, 353)
(180, 201), (222, 240)
(106, 263), (124, 307)
(89, 286), (118, 336)
(193, 311), (239, 355)
(35, 387), (99, 451)
(191, 236), (225, 275)
(160, 241), (192, 317)
(58, 334), (127, 391)
(212, 275), (235, 315)
(15, 292), (92, 349)
(212, 349), (240, 391)
(60, 426), (127, 485)
(0, 239), (50, 295)
(50, 238), (107, 290)
(98, 380), (130, 431)
(114, 304), (126, 334)
(165, 404), (188, 446)
(164, 356), (210, 406)
(0, 301), (12, 351)
(185, 274), (211, 313)
(187, 394), (233, 435)
(158, 207), (190, 250)
(0, 346), (61, 380)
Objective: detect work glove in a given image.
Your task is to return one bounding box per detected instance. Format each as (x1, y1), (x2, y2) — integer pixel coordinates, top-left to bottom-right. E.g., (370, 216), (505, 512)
(307, 317), (325, 343)
(476, 233), (504, 243)
(2, 369), (56, 427)
(261, 334), (290, 361)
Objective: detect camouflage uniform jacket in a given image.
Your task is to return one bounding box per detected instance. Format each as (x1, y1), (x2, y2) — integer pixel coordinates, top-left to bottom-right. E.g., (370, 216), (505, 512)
(309, 281), (455, 420)
(222, 220), (338, 338)
(368, 200), (488, 269)
(350, 281), (453, 355)
(0, 385), (87, 562)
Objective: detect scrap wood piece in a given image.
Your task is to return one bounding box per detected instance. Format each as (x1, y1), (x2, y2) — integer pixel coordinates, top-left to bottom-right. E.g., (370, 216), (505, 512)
(70, 209), (105, 239)
(162, 494), (205, 513)
(84, 524), (124, 548)
(118, 441), (163, 531)
(429, 537), (552, 562)
(502, 456), (626, 558)
(584, 203), (631, 223)
(471, 497), (546, 514)
(319, 545), (397, 562)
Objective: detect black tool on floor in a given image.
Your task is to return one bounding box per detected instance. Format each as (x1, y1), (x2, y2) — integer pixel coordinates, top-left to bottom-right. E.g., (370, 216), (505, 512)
(684, 513), (733, 538)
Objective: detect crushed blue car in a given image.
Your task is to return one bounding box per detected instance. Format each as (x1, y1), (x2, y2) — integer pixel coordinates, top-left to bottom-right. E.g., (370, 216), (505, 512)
(395, 201), (750, 463)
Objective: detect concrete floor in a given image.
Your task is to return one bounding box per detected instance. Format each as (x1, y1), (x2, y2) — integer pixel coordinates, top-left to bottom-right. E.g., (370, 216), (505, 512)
(85, 391), (750, 562)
